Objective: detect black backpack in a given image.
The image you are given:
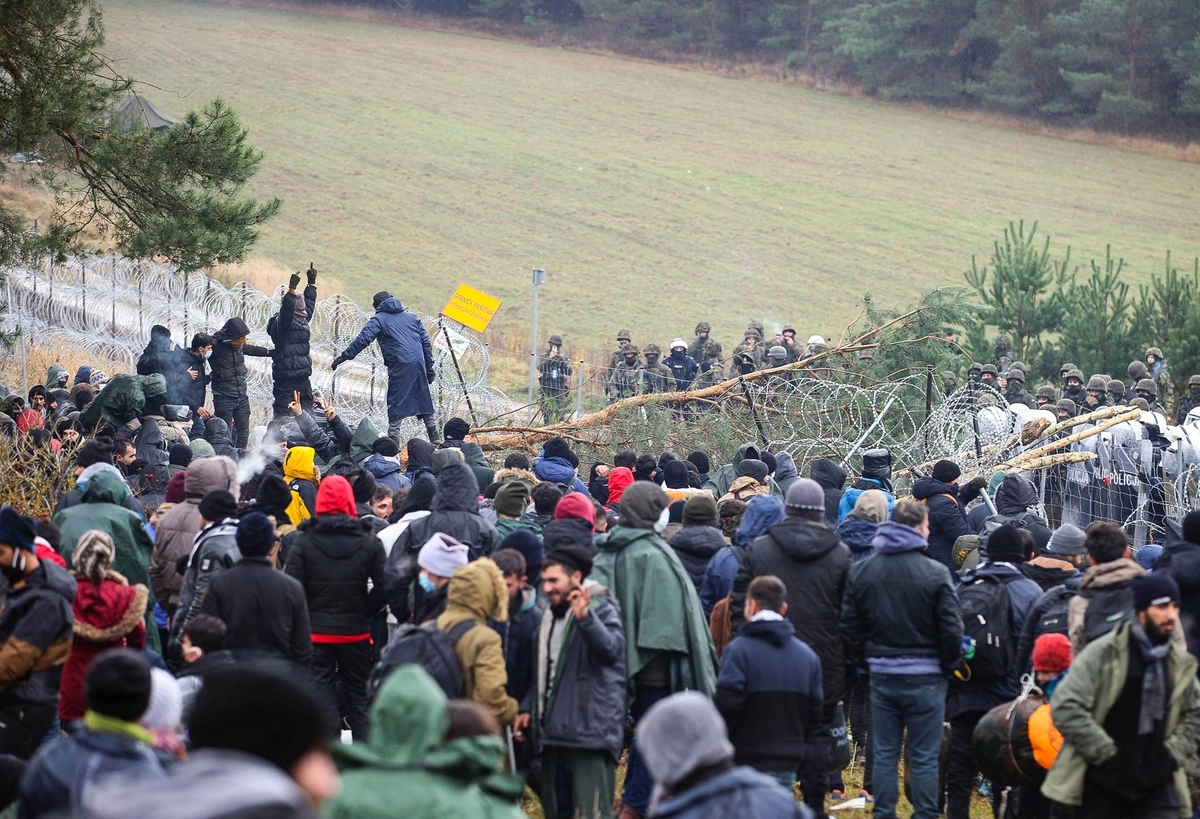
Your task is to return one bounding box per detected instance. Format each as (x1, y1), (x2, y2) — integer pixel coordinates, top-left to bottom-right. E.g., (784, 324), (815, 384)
(1032, 586), (1074, 639)
(1081, 585), (1135, 644)
(369, 620), (479, 700)
(958, 573), (1014, 682)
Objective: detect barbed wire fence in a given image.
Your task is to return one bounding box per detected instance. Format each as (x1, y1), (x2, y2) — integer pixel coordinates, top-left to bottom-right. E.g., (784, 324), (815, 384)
(0, 256), (516, 438)
(3, 256), (1199, 545)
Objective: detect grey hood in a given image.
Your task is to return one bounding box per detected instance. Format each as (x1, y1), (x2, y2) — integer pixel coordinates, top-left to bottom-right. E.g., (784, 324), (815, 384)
(635, 691), (734, 804)
(774, 451), (799, 483)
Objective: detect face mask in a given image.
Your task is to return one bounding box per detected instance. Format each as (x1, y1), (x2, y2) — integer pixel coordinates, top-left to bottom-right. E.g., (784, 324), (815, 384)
(419, 572), (436, 594)
(203, 350), (212, 360)
(653, 505), (671, 535)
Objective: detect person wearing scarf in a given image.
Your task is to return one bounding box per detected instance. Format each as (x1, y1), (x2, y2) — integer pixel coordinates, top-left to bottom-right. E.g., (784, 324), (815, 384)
(1043, 572), (1200, 818)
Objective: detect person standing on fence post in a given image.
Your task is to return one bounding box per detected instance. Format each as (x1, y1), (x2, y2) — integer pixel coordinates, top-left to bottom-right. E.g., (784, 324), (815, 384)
(332, 291), (439, 445)
(268, 268), (318, 421)
(210, 317), (272, 450)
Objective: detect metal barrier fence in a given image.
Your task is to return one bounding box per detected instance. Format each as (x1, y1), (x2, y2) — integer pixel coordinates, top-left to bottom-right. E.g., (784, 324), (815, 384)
(0, 256), (515, 436)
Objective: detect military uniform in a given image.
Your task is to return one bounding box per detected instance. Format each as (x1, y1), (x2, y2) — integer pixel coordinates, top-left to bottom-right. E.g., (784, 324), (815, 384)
(1176, 376), (1200, 425)
(730, 328), (765, 371)
(640, 344), (675, 393)
(608, 329), (633, 372)
(1082, 375), (1110, 410)
(1034, 385), (1057, 408)
(1004, 371), (1035, 408)
(538, 334), (573, 423)
(694, 341), (725, 388)
(1061, 369), (1087, 407)
(1106, 379), (1126, 407)
(1135, 378), (1168, 416)
(1147, 347), (1176, 416)
(687, 322), (720, 365)
(608, 343), (643, 400)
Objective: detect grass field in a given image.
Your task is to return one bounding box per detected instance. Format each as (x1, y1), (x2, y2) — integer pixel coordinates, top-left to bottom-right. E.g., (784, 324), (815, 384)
(97, 0), (1200, 355)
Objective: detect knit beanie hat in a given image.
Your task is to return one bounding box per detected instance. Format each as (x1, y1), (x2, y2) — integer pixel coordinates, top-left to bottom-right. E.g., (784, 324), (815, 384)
(553, 492), (596, 528)
(198, 490), (238, 524)
(663, 460), (690, 489)
(1047, 523), (1087, 556)
(759, 452), (777, 475)
(1031, 633), (1072, 674)
(739, 459), (769, 484)
(372, 436), (400, 457)
(349, 469), (377, 506)
(142, 667), (183, 731)
(418, 532), (470, 578)
(687, 451), (710, 475)
(682, 494), (719, 528)
(718, 498), (748, 538)
(443, 417), (471, 441)
(617, 482), (669, 530)
(1132, 572), (1181, 612)
(543, 436), (576, 466)
(494, 481), (531, 517)
(499, 528), (544, 575)
(190, 439), (216, 459)
(236, 512), (277, 559)
(0, 507), (36, 552)
(168, 443), (193, 468)
(372, 291), (392, 309)
(784, 478), (825, 520)
(165, 471), (188, 505)
(987, 523), (1030, 564)
(86, 649), (152, 723)
(72, 529), (115, 586)
(1183, 510), (1200, 546)
(932, 460), (961, 483)
(189, 667), (327, 771)
(544, 543), (594, 579)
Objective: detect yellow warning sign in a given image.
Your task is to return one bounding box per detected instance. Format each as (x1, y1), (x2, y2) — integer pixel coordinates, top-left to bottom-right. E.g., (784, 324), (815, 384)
(441, 284), (501, 333)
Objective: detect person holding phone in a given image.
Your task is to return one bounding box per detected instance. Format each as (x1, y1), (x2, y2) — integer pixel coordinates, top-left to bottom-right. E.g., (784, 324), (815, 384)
(535, 544), (626, 819)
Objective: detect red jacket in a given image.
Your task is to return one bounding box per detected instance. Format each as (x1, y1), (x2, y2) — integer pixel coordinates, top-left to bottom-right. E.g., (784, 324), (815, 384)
(59, 573), (148, 721)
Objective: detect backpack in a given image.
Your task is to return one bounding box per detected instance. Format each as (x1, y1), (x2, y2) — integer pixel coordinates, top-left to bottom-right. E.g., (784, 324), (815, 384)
(1032, 586), (1073, 640)
(1081, 585), (1135, 644)
(958, 573), (1014, 682)
(286, 480), (312, 526)
(369, 620), (479, 700)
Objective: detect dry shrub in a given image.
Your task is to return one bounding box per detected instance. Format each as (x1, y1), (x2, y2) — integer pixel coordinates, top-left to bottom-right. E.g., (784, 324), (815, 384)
(0, 340), (129, 398)
(0, 434), (74, 520)
(209, 256), (346, 295)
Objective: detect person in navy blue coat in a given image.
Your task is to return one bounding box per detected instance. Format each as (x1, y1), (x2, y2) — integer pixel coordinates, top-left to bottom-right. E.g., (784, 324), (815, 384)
(332, 291), (439, 444)
(714, 575), (824, 791)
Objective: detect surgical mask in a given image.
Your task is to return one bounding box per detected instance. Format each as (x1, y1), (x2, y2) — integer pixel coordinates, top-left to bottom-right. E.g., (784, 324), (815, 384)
(419, 572), (436, 594)
(653, 505), (671, 535)
(203, 350), (212, 360)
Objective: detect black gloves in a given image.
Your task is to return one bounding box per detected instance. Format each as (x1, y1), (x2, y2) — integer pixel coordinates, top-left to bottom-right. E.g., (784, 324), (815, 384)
(288, 273), (301, 291)
(306, 266), (318, 286)
(427, 371), (435, 385)
(331, 355), (345, 370)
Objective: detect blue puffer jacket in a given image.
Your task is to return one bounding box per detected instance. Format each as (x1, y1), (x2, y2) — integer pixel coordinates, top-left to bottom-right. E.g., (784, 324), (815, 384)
(338, 297), (434, 422)
(365, 454), (412, 492)
(533, 456), (590, 496)
(19, 728), (163, 818)
(651, 766), (812, 818)
(837, 477), (895, 526)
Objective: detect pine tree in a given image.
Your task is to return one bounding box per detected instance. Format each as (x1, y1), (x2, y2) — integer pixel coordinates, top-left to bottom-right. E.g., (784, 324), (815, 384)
(0, 0), (280, 271)
(1057, 247), (1135, 378)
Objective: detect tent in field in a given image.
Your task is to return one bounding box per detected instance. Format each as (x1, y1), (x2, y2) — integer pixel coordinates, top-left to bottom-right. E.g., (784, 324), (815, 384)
(113, 93), (180, 132)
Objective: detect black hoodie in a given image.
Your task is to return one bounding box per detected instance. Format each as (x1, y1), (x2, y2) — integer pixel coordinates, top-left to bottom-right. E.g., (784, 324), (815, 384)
(988, 474), (1052, 551)
(669, 525), (727, 592)
(1154, 519), (1200, 660)
(384, 460), (498, 623)
(729, 517), (851, 705)
(209, 317), (271, 406)
(810, 458), (847, 529)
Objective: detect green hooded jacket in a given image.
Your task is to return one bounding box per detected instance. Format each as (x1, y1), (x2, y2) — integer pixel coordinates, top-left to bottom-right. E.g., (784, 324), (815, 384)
(45, 365), (68, 390)
(52, 470), (160, 652)
(1042, 620), (1200, 816)
(702, 442), (783, 500)
(326, 666), (525, 819)
(591, 525), (718, 698)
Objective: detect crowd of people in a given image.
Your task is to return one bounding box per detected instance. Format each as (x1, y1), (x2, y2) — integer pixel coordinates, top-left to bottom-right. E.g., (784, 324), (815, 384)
(0, 292), (1199, 819)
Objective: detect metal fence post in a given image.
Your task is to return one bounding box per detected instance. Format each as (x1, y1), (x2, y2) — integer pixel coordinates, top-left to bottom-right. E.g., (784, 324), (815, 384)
(576, 360), (585, 419)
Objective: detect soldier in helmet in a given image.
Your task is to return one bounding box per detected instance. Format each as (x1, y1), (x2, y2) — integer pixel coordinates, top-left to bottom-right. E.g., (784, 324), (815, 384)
(731, 350), (758, 377)
(1054, 398), (1077, 422)
(1177, 375), (1200, 425)
(537, 334), (573, 423)
(730, 327), (764, 371)
(967, 362), (983, 383)
(765, 345), (791, 380)
(1035, 384), (1057, 407)
(1107, 379), (1126, 407)
(1126, 361), (1149, 400)
(688, 322), (720, 364)
(608, 342), (643, 401)
(1084, 375), (1110, 409)
(980, 364), (999, 390)
(640, 343), (674, 393)
(1059, 362), (1078, 395)
(609, 329), (634, 372)
(1010, 361), (1029, 379)
(1146, 346), (1176, 415)
(666, 338), (699, 391)
(694, 340), (725, 388)
(1062, 369), (1086, 407)
(1004, 370), (1035, 408)
(1135, 378), (1167, 415)
(942, 370), (958, 397)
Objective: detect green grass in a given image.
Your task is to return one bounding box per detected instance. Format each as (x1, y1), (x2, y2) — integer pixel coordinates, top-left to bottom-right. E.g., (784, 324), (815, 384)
(100, 0), (1200, 355)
